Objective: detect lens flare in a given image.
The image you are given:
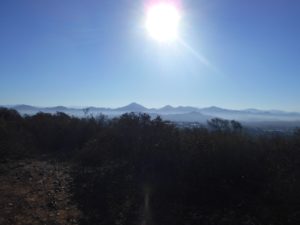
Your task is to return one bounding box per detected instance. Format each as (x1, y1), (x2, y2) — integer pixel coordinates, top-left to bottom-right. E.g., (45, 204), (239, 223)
(145, 1), (181, 42)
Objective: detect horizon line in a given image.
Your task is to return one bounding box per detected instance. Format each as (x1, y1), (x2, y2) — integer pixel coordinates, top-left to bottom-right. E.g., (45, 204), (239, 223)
(2, 103), (300, 114)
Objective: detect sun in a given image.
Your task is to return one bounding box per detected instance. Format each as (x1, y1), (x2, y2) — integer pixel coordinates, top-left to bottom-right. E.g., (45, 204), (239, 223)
(145, 2), (181, 42)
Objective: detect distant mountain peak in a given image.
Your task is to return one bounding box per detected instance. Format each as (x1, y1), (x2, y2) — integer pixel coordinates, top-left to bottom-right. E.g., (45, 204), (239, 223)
(115, 102), (147, 112)
(206, 106), (224, 110)
(160, 105), (175, 110)
(127, 102), (144, 107)
(47, 106), (68, 110)
(200, 106), (228, 112)
(13, 104), (37, 110)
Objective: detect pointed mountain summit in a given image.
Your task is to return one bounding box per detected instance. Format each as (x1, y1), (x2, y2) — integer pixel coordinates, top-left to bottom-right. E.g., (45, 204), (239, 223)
(115, 102), (148, 112)
(157, 105), (199, 114)
(200, 106), (231, 114)
(46, 106), (68, 111)
(13, 104), (38, 111)
(159, 105), (176, 111)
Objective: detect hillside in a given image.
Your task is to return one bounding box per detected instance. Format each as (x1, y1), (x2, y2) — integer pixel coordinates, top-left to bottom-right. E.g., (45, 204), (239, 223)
(1, 108), (300, 225)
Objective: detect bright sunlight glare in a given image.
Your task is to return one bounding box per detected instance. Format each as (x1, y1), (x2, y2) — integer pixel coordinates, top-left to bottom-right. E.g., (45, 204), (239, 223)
(145, 2), (181, 42)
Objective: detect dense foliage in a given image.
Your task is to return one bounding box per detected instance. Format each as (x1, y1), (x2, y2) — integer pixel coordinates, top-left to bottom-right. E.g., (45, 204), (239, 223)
(1, 107), (300, 225)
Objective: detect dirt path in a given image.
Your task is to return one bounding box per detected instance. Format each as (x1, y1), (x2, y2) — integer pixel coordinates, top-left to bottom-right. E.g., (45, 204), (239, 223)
(0, 159), (81, 225)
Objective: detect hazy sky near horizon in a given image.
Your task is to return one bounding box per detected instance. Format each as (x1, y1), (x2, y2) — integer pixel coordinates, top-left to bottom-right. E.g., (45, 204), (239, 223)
(1, 0), (300, 111)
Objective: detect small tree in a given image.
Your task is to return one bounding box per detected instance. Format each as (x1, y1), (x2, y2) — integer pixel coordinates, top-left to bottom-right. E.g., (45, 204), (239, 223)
(207, 118), (230, 132)
(83, 107), (90, 117)
(230, 120), (243, 132)
(208, 118), (243, 133)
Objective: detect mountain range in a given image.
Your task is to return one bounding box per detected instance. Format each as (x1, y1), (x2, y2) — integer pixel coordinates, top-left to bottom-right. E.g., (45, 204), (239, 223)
(3, 103), (300, 125)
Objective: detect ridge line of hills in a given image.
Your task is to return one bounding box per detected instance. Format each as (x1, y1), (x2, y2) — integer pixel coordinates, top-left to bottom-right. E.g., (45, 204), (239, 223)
(4, 102), (300, 114)
(2, 103), (300, 125)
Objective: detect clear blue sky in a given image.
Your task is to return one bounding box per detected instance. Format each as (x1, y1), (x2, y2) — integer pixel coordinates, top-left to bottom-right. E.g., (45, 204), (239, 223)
(1, 0), (300, 111)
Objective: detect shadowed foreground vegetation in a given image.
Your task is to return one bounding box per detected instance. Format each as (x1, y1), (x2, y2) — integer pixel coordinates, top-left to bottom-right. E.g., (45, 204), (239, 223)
(1, 107), (300, 225)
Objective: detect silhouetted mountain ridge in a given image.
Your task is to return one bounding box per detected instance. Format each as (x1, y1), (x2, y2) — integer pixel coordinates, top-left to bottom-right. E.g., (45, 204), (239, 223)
(3, 103), (300, 123)
(114, 103), (147, 112)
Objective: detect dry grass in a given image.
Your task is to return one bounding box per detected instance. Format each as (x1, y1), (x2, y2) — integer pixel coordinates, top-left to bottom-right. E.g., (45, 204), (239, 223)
(0, 159), (81, 225)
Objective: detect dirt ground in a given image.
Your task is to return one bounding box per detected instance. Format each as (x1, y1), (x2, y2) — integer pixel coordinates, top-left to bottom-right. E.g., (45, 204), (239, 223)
(0, 159), (81, 225)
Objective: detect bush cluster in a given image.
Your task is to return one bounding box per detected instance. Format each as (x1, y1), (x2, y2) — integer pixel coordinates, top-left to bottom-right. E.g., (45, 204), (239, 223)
(1, 108), (300, 225)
